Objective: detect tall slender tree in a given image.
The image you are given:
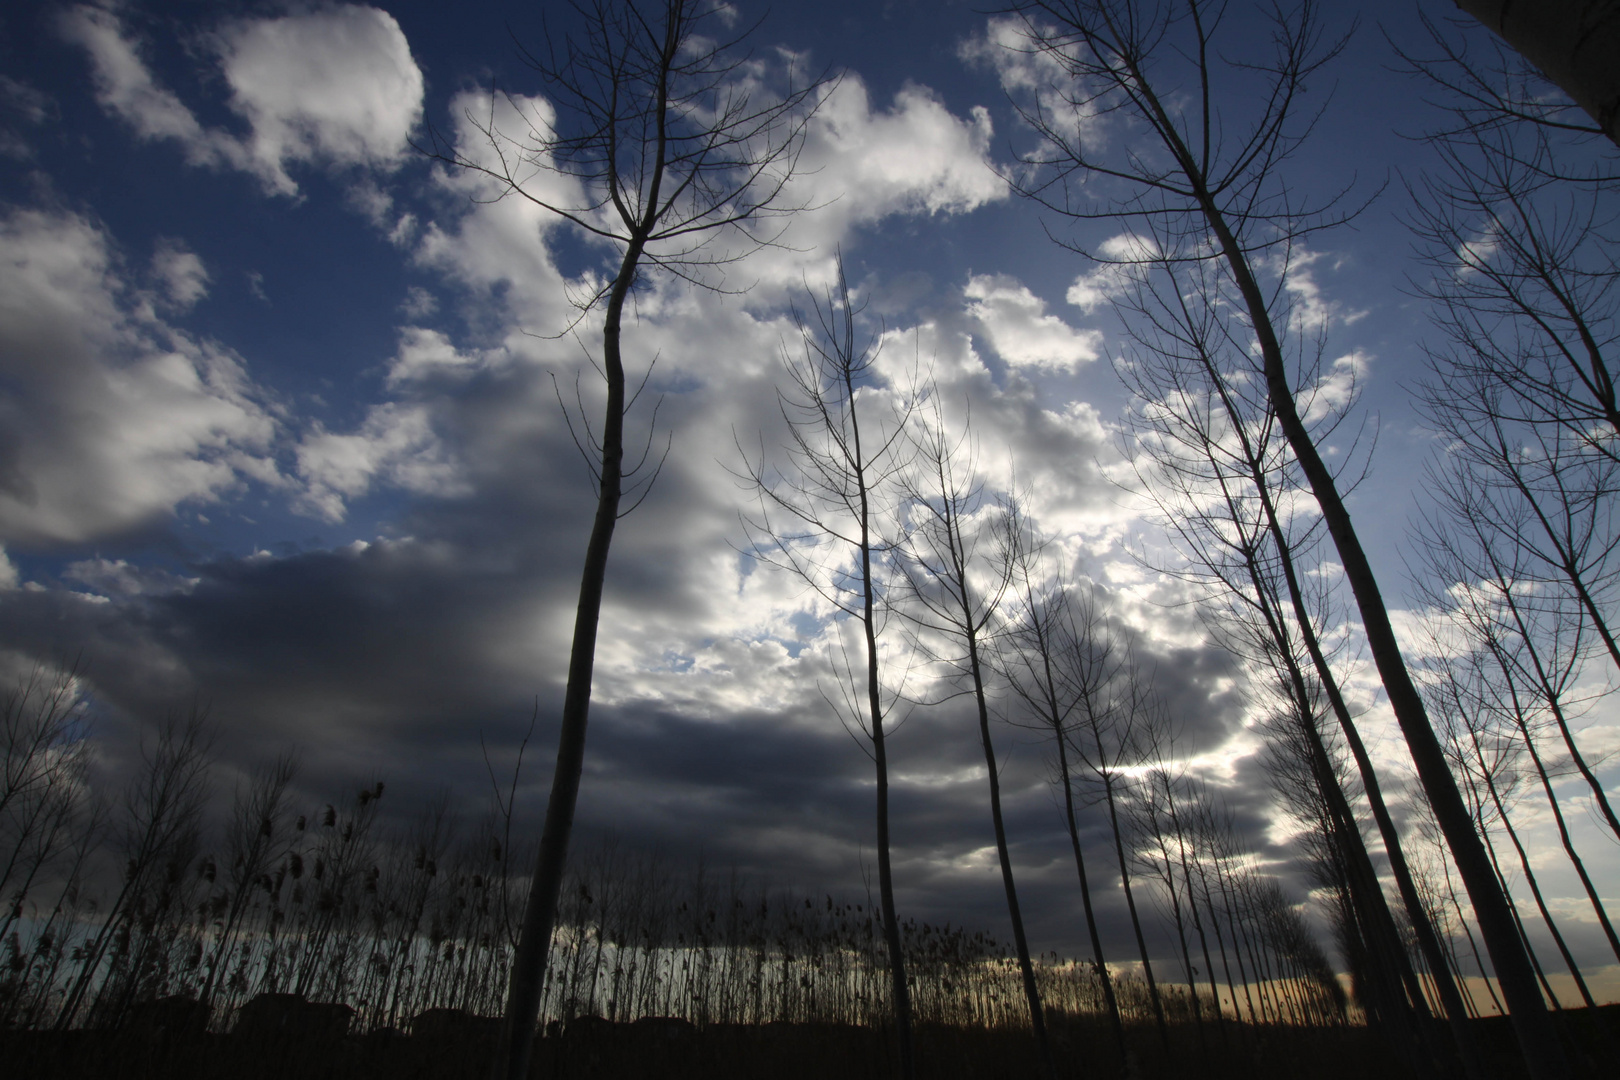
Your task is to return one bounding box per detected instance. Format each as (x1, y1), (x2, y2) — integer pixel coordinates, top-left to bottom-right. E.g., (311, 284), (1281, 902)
(897, 406), (1054, 1077)
(1063, 608), (1172, 1051)
(429, 5), (820, 1076)
(737, 255), (919, 1079)
(1009, 3), (1565, 1072)
(997, 533), (1130, 1064)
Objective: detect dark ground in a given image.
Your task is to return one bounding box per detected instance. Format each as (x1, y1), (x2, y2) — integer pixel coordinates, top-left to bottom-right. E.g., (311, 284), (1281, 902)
(4, 1005), (1618, 1079)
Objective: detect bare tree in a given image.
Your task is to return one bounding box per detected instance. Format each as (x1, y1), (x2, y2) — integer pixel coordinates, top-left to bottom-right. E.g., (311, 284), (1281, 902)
(1417, 475), (1620, 962)
(736, 255), (919, 1079)
(1060, 590), (1172, 1051)
(996, 523), (1130, 1063)
(426, 4), (821, 1076)
(0, 667), (92, 948)
(1428, 653), (1606, 1030)
(1408, 48), (1620, 848)
(1099, 230), (1471, 1070)
(1130, 752), (1211, 1050)
(1008, 2), (1565, 1072)
(896, 406), (1053, 1077)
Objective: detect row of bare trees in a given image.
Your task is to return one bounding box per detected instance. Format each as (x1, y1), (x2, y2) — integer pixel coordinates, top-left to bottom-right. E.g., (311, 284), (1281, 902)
(992, 3), (1617, 1079)
(3, 667), (1342, 1043)
(417, 2), (1499, 1077)
(736, 237), (1380, 1075)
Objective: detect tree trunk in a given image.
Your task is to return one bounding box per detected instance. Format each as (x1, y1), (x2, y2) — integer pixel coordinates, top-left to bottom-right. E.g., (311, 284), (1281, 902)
(1451, 0), (1620, 146)
(1056, 713), (1128, 1059)
(494, 233), (642, 1080)
(965, 622), (1053, 1078)
(1191, 186), (1571, 1079)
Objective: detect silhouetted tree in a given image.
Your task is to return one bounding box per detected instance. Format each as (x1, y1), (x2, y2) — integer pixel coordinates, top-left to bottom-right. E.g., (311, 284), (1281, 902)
(997, 526), (1130, 1063)
(428, 4), (821, 1076)
(897, 405), (1054, 1077)
(738, 255), (919, 1080)
(1008, 2), (1564, 1072)
(55, 714), (211, 1029)
(199, 753), (298, 1010)
(1060, 599), (1172, 1051)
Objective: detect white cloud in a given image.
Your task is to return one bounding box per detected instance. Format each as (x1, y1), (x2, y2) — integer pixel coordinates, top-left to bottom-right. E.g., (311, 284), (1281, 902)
(414, 91), (588, 325)
(738, 77), (1007, 295)
(294, 401), (467, 523)
(806, 81), (1004, 219)
(419, 70), (1007, 318)
(965, 273), (1102, 373)
(0, 209), (281, 544)
(1276, 247), (1366, 333)
(386, 326), (481, 385)
(61, 4), (423, 197)
(60, 5), (239, 166)
(63, 557), (198, 596)
(1065, 233), (1159, 312)
(961, 16), (1102, 148)
(217, 5), (424, 194)
(1301, 351), (1367, 424)
(150, 239), (209, 310)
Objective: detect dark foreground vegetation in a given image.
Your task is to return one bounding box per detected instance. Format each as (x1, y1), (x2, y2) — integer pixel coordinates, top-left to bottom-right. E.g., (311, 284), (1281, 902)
(5, 1003), (1619, 1080)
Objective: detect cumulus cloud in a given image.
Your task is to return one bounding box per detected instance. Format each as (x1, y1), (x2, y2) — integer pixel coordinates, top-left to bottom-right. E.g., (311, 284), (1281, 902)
(0, 209), (280, 544)
(806, 80), (1003, 219)
(413, 91), (587, 323)
(965, 273), (1103, 372)
(960, 16), (1103, 148)
(61, 4), (423, 197)
(736, 77), (1007, 294)
(1065, 233), (1160, 312)
(295, 401), (468, 523)
(150, 239), (209, 310)
(216, 5), (424, 193)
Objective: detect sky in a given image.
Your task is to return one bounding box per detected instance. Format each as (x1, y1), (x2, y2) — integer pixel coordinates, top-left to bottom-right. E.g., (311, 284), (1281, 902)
(1, 0), (1616, 994)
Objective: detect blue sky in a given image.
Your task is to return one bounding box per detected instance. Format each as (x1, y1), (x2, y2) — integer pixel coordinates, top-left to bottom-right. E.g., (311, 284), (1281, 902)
(1, 0), (1615, 995)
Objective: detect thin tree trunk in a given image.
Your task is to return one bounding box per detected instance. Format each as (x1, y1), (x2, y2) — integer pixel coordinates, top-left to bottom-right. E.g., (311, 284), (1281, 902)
(1056, 718), (1128, 1059)
(964, 623), (1053, 1078)
(1100, 765), (1170, 1049)
(1492, 649), (1620, 965)
(1485, 448), (1620, 844)
(1164, 783), (1225, 1044)
(1193, 182), (1569, 1078)
(495, 231), (641, 1080)
(1201, 346), (1487, 1078)
(853, 378), (916, 1080)
(1469, 726), (1598, 1010)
